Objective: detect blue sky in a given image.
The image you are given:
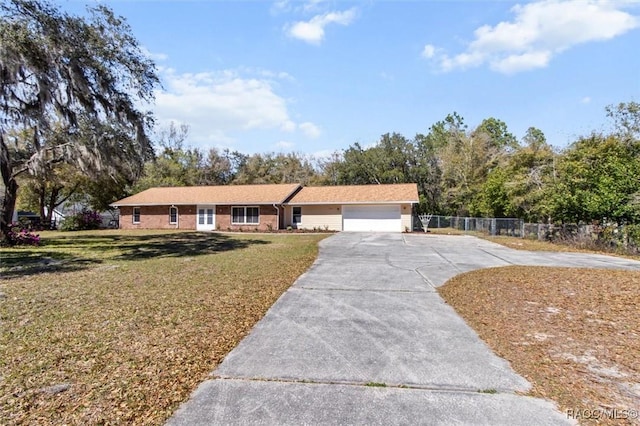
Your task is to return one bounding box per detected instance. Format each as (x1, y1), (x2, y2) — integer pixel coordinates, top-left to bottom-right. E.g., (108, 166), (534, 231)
(62, 0), (640, 156)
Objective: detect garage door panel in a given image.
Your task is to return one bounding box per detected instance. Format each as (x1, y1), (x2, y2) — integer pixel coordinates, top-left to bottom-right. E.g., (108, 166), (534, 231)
(343, 205), (401, 232)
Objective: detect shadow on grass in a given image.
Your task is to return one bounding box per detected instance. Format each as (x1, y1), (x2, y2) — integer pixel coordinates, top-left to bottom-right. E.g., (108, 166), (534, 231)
(1, 232), (270, 278)
(0, 252), (103, 279)
(112, 232), (270, 261)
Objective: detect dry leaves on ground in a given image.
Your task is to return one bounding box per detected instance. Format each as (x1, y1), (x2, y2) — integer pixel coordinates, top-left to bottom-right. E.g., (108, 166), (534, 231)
(439, 266), (640, 426)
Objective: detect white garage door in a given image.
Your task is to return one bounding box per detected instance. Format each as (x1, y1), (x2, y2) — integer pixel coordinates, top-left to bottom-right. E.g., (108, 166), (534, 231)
(342, 204), (402, 232)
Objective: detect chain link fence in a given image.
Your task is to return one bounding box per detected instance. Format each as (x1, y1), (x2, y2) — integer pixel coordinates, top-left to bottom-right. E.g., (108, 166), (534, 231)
(416, 216), (640, 254)
(417, 214), (525, 237)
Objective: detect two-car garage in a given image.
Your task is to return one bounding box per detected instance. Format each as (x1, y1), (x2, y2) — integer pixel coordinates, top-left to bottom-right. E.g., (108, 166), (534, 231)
(342, 204), (402, 232)
(284, 183), (418, 233)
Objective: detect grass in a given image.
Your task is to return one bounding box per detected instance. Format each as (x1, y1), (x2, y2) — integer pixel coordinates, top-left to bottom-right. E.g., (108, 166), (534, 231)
(0, 229), (327, 425)
(439, 266), (640, 425)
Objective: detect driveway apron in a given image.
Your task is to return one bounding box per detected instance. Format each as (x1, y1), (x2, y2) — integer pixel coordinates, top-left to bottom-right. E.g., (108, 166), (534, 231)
(167, 233), (640, 425)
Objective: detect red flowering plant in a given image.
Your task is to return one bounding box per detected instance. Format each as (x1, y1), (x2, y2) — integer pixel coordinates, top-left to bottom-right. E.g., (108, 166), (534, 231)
(4, 222), (41, 246)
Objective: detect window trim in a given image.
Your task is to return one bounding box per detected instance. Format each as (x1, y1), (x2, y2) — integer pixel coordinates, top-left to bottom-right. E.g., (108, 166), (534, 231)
(231, 206), (260, 225)
(169, 206), (178, 225)
(132, 207), (141, 224)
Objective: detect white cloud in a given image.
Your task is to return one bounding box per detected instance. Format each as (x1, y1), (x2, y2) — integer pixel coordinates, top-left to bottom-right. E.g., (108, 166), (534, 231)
(425, 0), (639, 74)
(421, 44), (436, 59)
(491, 50), (552, 73)
(154, 68), (297, 146)
(299, 121), (321, 138)
(272, 0), (328, 15)
(286, 8), (357, 44)
(281, 120), (297, 132)
(439, 51), (485, 72)
(581, 96), (592, 104)
(270, 0), (290, 15)
(302, 0), (326, 13)
(237, 66), (295, 82)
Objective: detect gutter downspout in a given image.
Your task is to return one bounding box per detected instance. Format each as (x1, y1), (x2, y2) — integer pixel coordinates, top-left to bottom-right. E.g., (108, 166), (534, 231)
(273, 204), (280, 231)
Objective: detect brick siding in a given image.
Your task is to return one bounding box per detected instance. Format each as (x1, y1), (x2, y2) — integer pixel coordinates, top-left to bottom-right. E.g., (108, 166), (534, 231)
(118, 204), (278, 231)
(119, 205), (196, 230)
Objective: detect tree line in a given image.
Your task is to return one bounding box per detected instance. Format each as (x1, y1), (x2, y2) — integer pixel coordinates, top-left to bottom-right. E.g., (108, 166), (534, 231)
(13, 102), (640, 227)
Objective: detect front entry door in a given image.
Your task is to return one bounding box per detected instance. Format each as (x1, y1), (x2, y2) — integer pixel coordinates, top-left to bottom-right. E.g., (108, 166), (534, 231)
(196, 205), (216, 231)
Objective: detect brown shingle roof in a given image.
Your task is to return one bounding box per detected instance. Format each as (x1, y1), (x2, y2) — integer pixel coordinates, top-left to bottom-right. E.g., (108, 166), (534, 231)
(286, 183), (419, 204)
(111, 184), (301, 206)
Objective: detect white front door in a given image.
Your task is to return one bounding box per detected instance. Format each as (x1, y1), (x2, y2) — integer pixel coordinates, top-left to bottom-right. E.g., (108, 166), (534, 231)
(342, 204), (402, 232)
(196, 205), (216, 231)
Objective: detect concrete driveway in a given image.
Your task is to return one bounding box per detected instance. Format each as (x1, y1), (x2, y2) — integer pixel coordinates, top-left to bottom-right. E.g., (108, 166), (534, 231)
(167, 233), (640, 425)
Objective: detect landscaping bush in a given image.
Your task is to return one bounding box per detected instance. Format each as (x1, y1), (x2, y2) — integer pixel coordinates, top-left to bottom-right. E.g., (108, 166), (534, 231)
(60, 210), (102, 231)
(4, 222), (40, 246)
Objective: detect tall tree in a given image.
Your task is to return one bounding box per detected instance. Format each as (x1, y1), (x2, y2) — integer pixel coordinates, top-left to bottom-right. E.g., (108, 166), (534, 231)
(548, 134), (640, 224)
(0, 0), (158, 242)
(413, 132), (444, 214)
(336, 133), (417, 186)
(473, 117), (518, 151)
(134, 123), (207, 190)
(475, 127), (556, 220)
(202, 148), (234, 185)
(606, 101), (640, 143)
(314, 151), (343, 186)
(412, 114), (467, 214)
(233, 152), (317, 185)
(508, 127), (556, 221)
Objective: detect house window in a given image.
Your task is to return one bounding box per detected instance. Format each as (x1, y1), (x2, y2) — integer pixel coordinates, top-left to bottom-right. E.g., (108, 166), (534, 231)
(292, 207), (302, 224)
(133, 207), (140, 224)
(207, 209), (214, 225)
(169, 206), (178, 224)
(232, 206), (259, 225)
(198, 209), (205, 225)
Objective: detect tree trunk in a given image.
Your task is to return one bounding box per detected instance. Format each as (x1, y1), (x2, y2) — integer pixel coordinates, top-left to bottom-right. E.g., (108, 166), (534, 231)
(1, 135), (18, 243)
(46, 186), (61, 226)
(39, 184), (46, 223)
(1, 179), (18, 241)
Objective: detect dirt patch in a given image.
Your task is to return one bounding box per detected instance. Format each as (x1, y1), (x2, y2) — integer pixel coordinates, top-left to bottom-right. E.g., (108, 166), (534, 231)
(439, 266), (640, 425)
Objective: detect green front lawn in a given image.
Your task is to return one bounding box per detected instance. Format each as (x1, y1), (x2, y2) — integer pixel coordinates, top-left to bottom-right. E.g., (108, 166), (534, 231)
(0, 230), (327, 425)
